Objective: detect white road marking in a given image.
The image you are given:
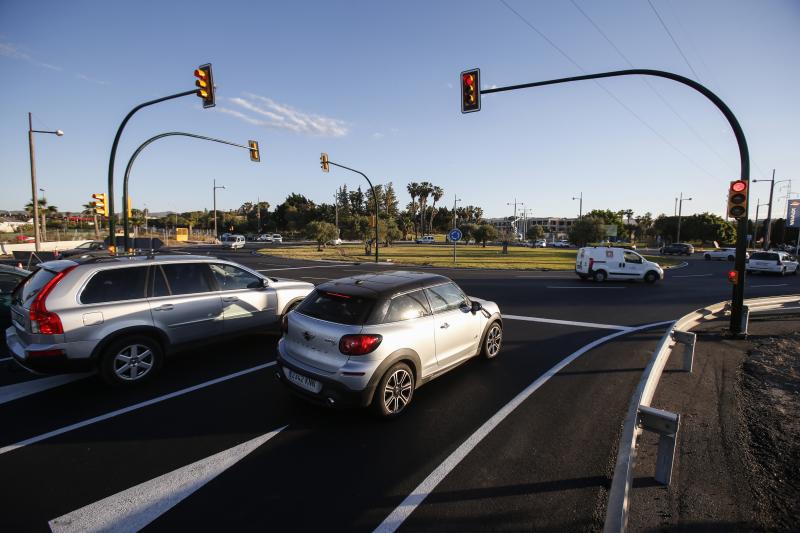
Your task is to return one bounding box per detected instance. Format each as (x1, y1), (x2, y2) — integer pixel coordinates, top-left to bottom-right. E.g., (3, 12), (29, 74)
(668, 261), (690, 270)
(502, 314), (631, 331)
(670, 273), (713, 278)
(48, 426), (287, 533)
(257, 264), (359, 271)
(373, 319), (674, 533)
(0, 373), (92, 406)
(546, 286), (626, 289)
(749, 283), (789, 288)
(0, 361), (277, 456)
(300, 276), (332, 280)
(0, 357), (12, 362)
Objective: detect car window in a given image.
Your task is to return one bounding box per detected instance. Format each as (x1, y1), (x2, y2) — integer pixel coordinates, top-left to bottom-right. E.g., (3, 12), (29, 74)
(750, 252), (779, 261)
(377, 290), (430, 323)
(18, 267), (58, 309)
(158, 263), (213, 296)
(623, 251), (642, 264)
(210, 263), (262, 291)
(297, 290), (374, 325)
(425, 282), (469, 313)
(0, 272), (25, 294)
(81, 267), (148, 304)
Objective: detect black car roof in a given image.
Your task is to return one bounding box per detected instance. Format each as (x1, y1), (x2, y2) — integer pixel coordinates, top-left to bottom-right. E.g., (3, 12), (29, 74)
(316, 270), (451, 299)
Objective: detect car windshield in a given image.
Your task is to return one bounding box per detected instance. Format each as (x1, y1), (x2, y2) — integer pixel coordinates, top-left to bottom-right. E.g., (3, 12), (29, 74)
(15, 267), (58, 309)
(76, 242), (94, 249)
(750, 252), (779, 261)
(297, 289), (375, 325)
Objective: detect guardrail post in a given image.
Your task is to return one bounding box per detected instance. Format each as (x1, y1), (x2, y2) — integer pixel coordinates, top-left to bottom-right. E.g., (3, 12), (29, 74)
(637, 405), (680, 485)
(671, 330), (696, 372)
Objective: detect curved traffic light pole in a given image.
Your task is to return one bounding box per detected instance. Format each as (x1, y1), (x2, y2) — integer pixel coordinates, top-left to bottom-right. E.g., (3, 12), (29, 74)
(326, 160), (380, 263)
(480, 69), (750, 335)
(122, 132), (256, 252)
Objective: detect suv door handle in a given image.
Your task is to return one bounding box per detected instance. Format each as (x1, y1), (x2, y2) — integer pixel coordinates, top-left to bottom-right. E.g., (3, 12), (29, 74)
(154, 304), (174, 311)
(222, 296), (239, 303)
(440, 322), (450, 329)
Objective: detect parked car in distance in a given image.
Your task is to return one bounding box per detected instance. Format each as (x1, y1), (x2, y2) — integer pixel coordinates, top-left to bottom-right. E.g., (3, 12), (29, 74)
(327, 238), (343, 246)
(660, 243), (694, 256)
(0, 264), (30, 331)
(272, 234), (283, 243)
(58, 240), (107, 259)
(276, 271), (503, 417)
(221, 234), (246, 249)
(746, 251), (798, 275)
(6, 255), (314, 385)
(533, 240), (547, 248)
(575, 246), (663, 283)
(257, 234), (273, 242)
(703, 247), (746, 261)
(552, 240), (571, 248)
(415, 235), (435, 244)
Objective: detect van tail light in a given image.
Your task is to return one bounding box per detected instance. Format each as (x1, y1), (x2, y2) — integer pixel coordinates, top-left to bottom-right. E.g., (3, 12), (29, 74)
(281, 313), (289, 335)
(29, 266), (75, 335)
(339, 334), (382, 356)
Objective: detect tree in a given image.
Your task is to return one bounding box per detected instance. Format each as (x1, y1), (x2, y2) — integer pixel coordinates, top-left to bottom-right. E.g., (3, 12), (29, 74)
(306, 221), (339, 251)
(397, 214), (414, 240)
(460, 222), (478, 244)
(384, 182), (399, 218)
(380, 218), (402, 246)
(568, 217), (604, 246)
(585, 209), (625, 239)
(406, 182), (420, 238)
(526, 224), (545, 242)
(417, 181), (433, 237)
(82, 202), (101, 239)
(429, 185), (444, 233)
(474, 224), (498, 247)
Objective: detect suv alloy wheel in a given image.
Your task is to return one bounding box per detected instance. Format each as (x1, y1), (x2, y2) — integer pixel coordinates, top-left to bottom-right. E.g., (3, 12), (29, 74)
(100, 335), (163, 385)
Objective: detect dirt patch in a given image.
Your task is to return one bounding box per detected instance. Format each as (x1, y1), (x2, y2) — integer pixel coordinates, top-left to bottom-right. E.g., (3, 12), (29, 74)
(739, 331), (800, 530)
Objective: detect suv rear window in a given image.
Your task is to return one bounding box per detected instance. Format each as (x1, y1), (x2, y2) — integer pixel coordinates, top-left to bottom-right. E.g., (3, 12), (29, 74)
(17, 268), (57, 309)
(297, 290), (375, 325)
(81, 267), (148, 304)
(750, 252), (779, 261)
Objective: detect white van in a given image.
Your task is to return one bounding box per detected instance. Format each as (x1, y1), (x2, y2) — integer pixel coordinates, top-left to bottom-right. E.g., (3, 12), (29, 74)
(575, 247), (663, 283)
(416, 235), (435, 244)
(221, 234), (246, 249)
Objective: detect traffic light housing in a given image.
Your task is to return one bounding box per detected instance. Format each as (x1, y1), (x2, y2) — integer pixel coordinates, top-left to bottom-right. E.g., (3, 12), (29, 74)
(92, 193), (107, 216)
(127, 197), (132, 219)
(727, 180), (748, 219)
(248, 140), (260, 162)
(728, 270), (739, 284)
(320, 153), (330, 172)
(194, 64), (215, 108)
(460, 68), (480, 113)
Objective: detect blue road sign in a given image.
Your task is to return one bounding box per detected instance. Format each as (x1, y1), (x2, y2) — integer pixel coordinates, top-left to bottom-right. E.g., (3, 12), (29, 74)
(448, 228), (463, 242)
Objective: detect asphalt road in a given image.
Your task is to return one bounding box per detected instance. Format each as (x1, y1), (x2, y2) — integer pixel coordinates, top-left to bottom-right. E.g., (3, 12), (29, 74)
(1, 245), (798, 531)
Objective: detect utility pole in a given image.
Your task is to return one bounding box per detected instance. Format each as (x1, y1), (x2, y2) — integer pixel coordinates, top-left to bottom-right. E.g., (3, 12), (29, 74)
(213, 179), (225, 239)
(572, 192), (583, 219)
(676, 192), (692, 243)
(27, 112), (63, 251)
(674, 197), (678, 217)
(753, 170), (792, 250)
(506, 198), (518, 239)
(334, 189), (340, 238)
(257, 196), (261, 233)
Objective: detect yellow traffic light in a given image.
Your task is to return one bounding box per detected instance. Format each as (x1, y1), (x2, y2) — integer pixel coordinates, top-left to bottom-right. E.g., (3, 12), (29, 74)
(194, 64), (215, 108)
(249, 140), (260, 162)
(320, 153), (329, 172)
(127, 197), (132, 219)
(92, 193), (108, 216)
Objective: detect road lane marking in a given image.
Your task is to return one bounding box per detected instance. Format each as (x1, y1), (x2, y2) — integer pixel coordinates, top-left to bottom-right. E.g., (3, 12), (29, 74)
(0, 357), (11, 362)
(300, 276), (332, 280)
(257, 264), (361, 271)
(0, 373), (92, 406)
(749, 284), (789, 288)
(670, 273), (713, 278)
(502, 314), (631, 331)
(546, 286), (626, 289)
(373, 319), (674, 533)
(0, 361), (277, 456)
(48, 425), (287, 533)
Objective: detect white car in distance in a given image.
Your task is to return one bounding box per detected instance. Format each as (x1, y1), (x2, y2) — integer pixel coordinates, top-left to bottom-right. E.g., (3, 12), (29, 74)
(703, 247), (746, 261)
(746, 251), (799, 275)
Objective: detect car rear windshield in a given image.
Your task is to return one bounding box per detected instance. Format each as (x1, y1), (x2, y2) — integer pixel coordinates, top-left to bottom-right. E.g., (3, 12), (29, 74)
(16, 268), (58, 309)
(750, 252), (779, 261)
(297, 289), (375, 325)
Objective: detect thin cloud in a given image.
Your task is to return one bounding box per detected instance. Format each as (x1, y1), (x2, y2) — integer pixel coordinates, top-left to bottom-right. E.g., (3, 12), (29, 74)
(75, 73), (107, 85)
(372, 132), (384, 139)
(0, 42), (63, 71)
(221, 93), (349, 137)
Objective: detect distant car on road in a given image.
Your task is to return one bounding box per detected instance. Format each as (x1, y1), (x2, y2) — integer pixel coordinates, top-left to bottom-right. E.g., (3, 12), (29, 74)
(257, 234), (273, 242)
(746, 251), (798, 276)
(703, 247), (745, 261)
(221, 234), (246, 249)
(575, 246), (663, 283)
(58, 240), (107, 259)
(660, 243), (694, 256)
(6, 255), (313, 385)
(276, 271), (503, 417)
(415, 235), (435, 244)
(272, 234), (283, 243)
(552, 240), (571, 248)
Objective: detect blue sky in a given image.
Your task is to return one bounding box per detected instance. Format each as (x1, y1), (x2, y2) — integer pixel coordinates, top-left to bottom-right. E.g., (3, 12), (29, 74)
(2, 0), (798, 220)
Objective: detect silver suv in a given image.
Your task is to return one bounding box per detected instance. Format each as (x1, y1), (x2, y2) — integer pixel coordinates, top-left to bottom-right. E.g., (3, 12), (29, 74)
(276, 271), (502, 417)
(6, 255), (313, 385)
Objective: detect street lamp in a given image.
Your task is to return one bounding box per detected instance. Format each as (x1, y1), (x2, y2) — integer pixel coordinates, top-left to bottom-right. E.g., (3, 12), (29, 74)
(753, 170), (789, 250)
(753, 199), (769, 247)
(676, 192), (692, 243)
(213, 179), (226, 239)
(572, 192), (583, 219)
(27, 112), (63, 251)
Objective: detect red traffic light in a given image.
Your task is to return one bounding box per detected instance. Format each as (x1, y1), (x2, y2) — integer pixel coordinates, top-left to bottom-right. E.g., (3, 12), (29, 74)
(460, 68), (481, 113)
(728, 270), (739, 284)
(730, 180), (747, 193)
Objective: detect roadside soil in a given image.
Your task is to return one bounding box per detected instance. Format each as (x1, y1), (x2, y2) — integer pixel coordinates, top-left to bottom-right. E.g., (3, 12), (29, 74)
(627, 316), (800, 532)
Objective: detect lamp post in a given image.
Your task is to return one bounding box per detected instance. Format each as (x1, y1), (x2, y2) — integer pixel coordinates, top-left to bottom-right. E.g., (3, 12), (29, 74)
(39, 188), (47, 241)
(213, 179), (225, 239)
(27, 113), (63, 251)
(676, 192), (692, 243)
(753, 170), (789, 250)
(452, 194), (461, 263)
(572, 192), (583, 219)
(753, 199), (769, 247)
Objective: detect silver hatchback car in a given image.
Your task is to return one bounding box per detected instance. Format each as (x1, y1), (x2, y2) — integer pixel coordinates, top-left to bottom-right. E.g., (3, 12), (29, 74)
(6, 255), (313, 385)
(276, 271), (502, 417)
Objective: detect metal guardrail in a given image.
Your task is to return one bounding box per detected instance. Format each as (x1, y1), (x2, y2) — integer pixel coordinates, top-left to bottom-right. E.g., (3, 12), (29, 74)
(603, 293), (800, 533)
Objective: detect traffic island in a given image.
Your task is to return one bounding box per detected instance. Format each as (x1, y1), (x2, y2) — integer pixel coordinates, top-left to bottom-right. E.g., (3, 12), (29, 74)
(626, 316), (800, 531)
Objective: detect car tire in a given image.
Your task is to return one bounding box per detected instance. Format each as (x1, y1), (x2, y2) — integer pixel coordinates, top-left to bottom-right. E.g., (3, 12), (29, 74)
(644, 271), (659, 284)
(593, 270), (608, 282)
(727, 255), (734, 261)
(578, 274), (590, 280)
(372, 362), (415, 418)
(481, 321), (503, 359)
(704, 254), (711, 261)
(780, 267), (786, 276)
(99, 335), (163, 386)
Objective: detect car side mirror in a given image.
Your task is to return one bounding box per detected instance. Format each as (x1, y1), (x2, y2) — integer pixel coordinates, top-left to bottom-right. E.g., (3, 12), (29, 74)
(261, 278), (270, 288)
(471, 301), (482, 313)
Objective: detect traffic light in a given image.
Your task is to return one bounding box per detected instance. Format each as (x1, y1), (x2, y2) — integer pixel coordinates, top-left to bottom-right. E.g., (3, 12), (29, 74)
(460, 68), (480, 113)
(728, 270), (739, 284)
(92, 193), (107, 216)
(127, 197), (132, 219)
(320, 153), (329, 172)
(194, 64), (215, 108)
(727, 180), (748, 219)
(248, 140), (260, 162)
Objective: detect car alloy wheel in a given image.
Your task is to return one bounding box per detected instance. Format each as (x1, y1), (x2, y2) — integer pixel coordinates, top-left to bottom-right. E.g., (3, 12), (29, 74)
(383, 367), (413, 414)
(100, 335), (162, 386)
(483, 323), (502, 359)
(113, 343), (155, 381)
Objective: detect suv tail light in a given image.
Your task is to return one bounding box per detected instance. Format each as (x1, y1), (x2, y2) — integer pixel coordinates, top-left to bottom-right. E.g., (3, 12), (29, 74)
(29, 266), (75, 335)
(339, 334), (382, 356)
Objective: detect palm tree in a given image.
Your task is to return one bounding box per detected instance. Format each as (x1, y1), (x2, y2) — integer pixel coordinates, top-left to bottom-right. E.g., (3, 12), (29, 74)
(417, 181), (433, 237)
(406, 182), (420, 238)
(429, 185), (444, 233)
(25, 197), (57, 241)
(82, 202), (101, 239)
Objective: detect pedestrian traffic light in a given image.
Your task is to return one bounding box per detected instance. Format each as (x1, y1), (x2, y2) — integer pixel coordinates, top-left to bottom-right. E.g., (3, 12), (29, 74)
(460, 68), (480, 113)
(728, 270), (739, 284)
(248, 140), (260, 162)
(727, 180), (748, 219)
(92, 193), (107, 216)
(194, 63), (215, 108)
(320, 153), (329, 172)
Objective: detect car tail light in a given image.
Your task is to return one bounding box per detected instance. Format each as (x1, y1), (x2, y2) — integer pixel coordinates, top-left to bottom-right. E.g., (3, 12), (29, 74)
(29, 266), (75, 335)
(281, 313), (289, 335)
(339, 334), (382, 356)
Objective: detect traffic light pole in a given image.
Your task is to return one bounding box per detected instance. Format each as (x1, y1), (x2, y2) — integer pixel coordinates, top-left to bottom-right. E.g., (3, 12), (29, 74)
(122, 132), (256, 252)
(327, 161), (380, 263)
(480, 68), (750, 335)
(107, 90), (196, 251)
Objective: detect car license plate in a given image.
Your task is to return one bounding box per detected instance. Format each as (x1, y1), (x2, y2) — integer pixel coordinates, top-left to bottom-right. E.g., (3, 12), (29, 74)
(284, 367), (322, 393)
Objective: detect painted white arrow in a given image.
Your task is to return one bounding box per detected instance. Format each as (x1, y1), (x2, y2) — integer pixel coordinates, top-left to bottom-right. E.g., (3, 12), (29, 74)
(49, 425), (287, 533)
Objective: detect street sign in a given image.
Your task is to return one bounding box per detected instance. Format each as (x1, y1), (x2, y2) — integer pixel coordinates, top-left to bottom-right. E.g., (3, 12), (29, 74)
(787, 199), (800, 229)
(449, 228), (463, 242)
